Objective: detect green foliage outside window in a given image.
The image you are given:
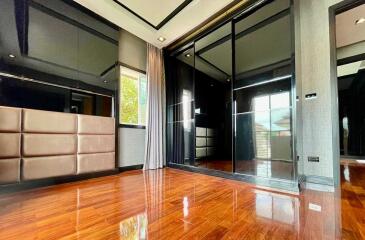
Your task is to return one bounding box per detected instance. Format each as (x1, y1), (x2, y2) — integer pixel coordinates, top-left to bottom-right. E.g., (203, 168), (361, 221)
(119, 67), (147, 126)
(120, 74), (138, 124)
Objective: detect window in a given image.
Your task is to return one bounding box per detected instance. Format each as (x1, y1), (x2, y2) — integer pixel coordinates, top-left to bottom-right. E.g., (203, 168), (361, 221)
(119, 67), (147, 126)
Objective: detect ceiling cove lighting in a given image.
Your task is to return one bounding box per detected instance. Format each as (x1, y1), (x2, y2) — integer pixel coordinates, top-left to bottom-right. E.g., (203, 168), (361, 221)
(355, 18), (365, 25)
(8, 54), (16, 58)
(158, 36), (166, 42)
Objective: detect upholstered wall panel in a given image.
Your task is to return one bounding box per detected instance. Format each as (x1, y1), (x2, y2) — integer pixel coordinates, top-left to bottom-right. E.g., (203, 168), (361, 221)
(78, 115), (114, 134)
(207, 138), (216, 146)
(196, 148), (207, 158)
(0, 106), (116, 184)
(22, 155), (76, 180)
(77, 152), (115, 174)
(78, 135), (115, 154)
(0, 106), (21, 132)
(23, 134), (77, 157)
(196, 127), (206, 137)
(0, 133), (21, 158)
(0, 158), (20, 184)
(196, 137), (206, 147)
(207, 128), (216, 137)
(0, 106), (21, 184)
(23, 109), (77, 133)
(207, 147), (216, 156)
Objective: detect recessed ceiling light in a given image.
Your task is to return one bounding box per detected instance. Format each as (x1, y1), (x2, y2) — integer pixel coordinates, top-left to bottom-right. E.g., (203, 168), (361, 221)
(210, 84), (214, 87)
(103, 80), (108, 83)
(226, 79), (230, 82)
(355, 18), (365, 25)
(8, 54), (15, 58)
(185, 53), (191, 58)
(158, 36), (166, 42)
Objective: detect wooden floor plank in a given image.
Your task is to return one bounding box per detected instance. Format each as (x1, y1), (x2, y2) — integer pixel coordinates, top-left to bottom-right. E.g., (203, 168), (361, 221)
(0, 166), (362, 239)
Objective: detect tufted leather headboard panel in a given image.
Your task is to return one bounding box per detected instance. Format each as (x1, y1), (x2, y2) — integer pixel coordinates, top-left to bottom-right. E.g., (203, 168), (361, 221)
(0, 106), (116, 184)
(0, 107), (22, 184)
(77, 115), (115, 174)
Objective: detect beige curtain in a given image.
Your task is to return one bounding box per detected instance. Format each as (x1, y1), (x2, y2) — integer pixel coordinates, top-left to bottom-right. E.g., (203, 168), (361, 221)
(143, 43), (165, 170)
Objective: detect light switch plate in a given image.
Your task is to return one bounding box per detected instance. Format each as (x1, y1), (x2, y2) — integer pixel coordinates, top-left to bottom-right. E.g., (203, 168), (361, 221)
(309, 203), (321, 212)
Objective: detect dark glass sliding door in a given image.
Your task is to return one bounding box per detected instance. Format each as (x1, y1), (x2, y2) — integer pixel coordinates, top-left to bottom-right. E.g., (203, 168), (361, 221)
(233, 0), (295, 181)
(194, 23), (233, 171)
(166, 46), (195, 166)
(167, 0), (296, 183)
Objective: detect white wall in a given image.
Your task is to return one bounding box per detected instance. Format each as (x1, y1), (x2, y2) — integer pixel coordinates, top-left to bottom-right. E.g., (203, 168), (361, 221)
(118, 29), (147, 167)
(294, 0), (342, 184)
(119, 128), (145, 166)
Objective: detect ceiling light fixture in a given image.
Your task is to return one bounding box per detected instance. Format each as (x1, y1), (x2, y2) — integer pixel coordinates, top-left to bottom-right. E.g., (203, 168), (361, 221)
(103, 80), (108, 83)
(8, 54), (15, 58)
(355, 18), (365, 25)
(185, 53), (191, 58)
(158, 36), (166, 42)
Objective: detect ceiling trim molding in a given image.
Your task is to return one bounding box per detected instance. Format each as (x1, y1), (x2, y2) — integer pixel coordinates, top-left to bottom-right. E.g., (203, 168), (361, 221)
(166, 0), (254, 51)
(61, 0), (120, 31)
(112, 0), (193, 30)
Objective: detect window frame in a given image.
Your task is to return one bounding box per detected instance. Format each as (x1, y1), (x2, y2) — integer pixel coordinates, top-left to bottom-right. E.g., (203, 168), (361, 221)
(118, 63), (147, 129)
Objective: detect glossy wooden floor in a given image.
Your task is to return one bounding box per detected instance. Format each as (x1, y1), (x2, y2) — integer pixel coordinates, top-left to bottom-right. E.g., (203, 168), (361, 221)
(0, 166), (360, 239)
(340, 160), (365, 239)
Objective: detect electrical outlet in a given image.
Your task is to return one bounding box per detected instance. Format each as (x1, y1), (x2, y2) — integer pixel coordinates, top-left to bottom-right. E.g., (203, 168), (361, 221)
(305, 93), (317, 100)
(308, 156), (319, 162)
(309, 203), (321, 212)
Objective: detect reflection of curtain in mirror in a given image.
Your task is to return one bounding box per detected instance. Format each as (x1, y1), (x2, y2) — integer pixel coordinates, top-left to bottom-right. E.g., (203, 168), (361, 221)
(174, 123), (185, 164)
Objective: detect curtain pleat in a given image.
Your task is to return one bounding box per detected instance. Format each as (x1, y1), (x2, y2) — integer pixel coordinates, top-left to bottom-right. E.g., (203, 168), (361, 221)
(143, 44), (165, 170)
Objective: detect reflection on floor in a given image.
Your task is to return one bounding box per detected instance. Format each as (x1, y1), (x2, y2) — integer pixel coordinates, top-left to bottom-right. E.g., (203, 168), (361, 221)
(341, 158), (365, 238)
(340, 157), (365, 167)
(236, 160), (294, 180)
(0, 168), (345, 239)
(194, 159), (294, 180)
(195, 159), (232, 172)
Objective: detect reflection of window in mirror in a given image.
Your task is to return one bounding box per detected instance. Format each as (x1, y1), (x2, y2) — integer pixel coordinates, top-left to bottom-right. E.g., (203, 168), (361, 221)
(252, 91), (291, 160)
(182, 89), (192, 131)
(343, 116), (349, 155)
(119, 67), (147, 126)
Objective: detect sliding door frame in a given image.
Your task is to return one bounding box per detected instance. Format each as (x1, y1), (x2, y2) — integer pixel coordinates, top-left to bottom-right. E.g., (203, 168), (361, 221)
(231, 0), (297, 181)
(166, 0), (299, 192)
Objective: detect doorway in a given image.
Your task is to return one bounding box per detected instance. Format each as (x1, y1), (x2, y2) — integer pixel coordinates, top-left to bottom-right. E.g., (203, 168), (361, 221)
(334, 2), (365, 182)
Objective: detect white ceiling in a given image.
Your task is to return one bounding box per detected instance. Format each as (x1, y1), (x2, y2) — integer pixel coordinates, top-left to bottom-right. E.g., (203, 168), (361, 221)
(336, 3), (365, 48)
(73, 0), (234, 48)
(115, 0), (186, 26)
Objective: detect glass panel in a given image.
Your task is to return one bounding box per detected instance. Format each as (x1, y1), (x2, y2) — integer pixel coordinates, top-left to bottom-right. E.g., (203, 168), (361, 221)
(167, 120), (195, 165)
(0, 0), (117, 116)
(194, 22), (232, 172)
(234, 0), (294, 180)
(235, 113), (268, 177)
(271, 92), (290, 109)
(271, 108), (291, 131)
(166, 46), (195, 166)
